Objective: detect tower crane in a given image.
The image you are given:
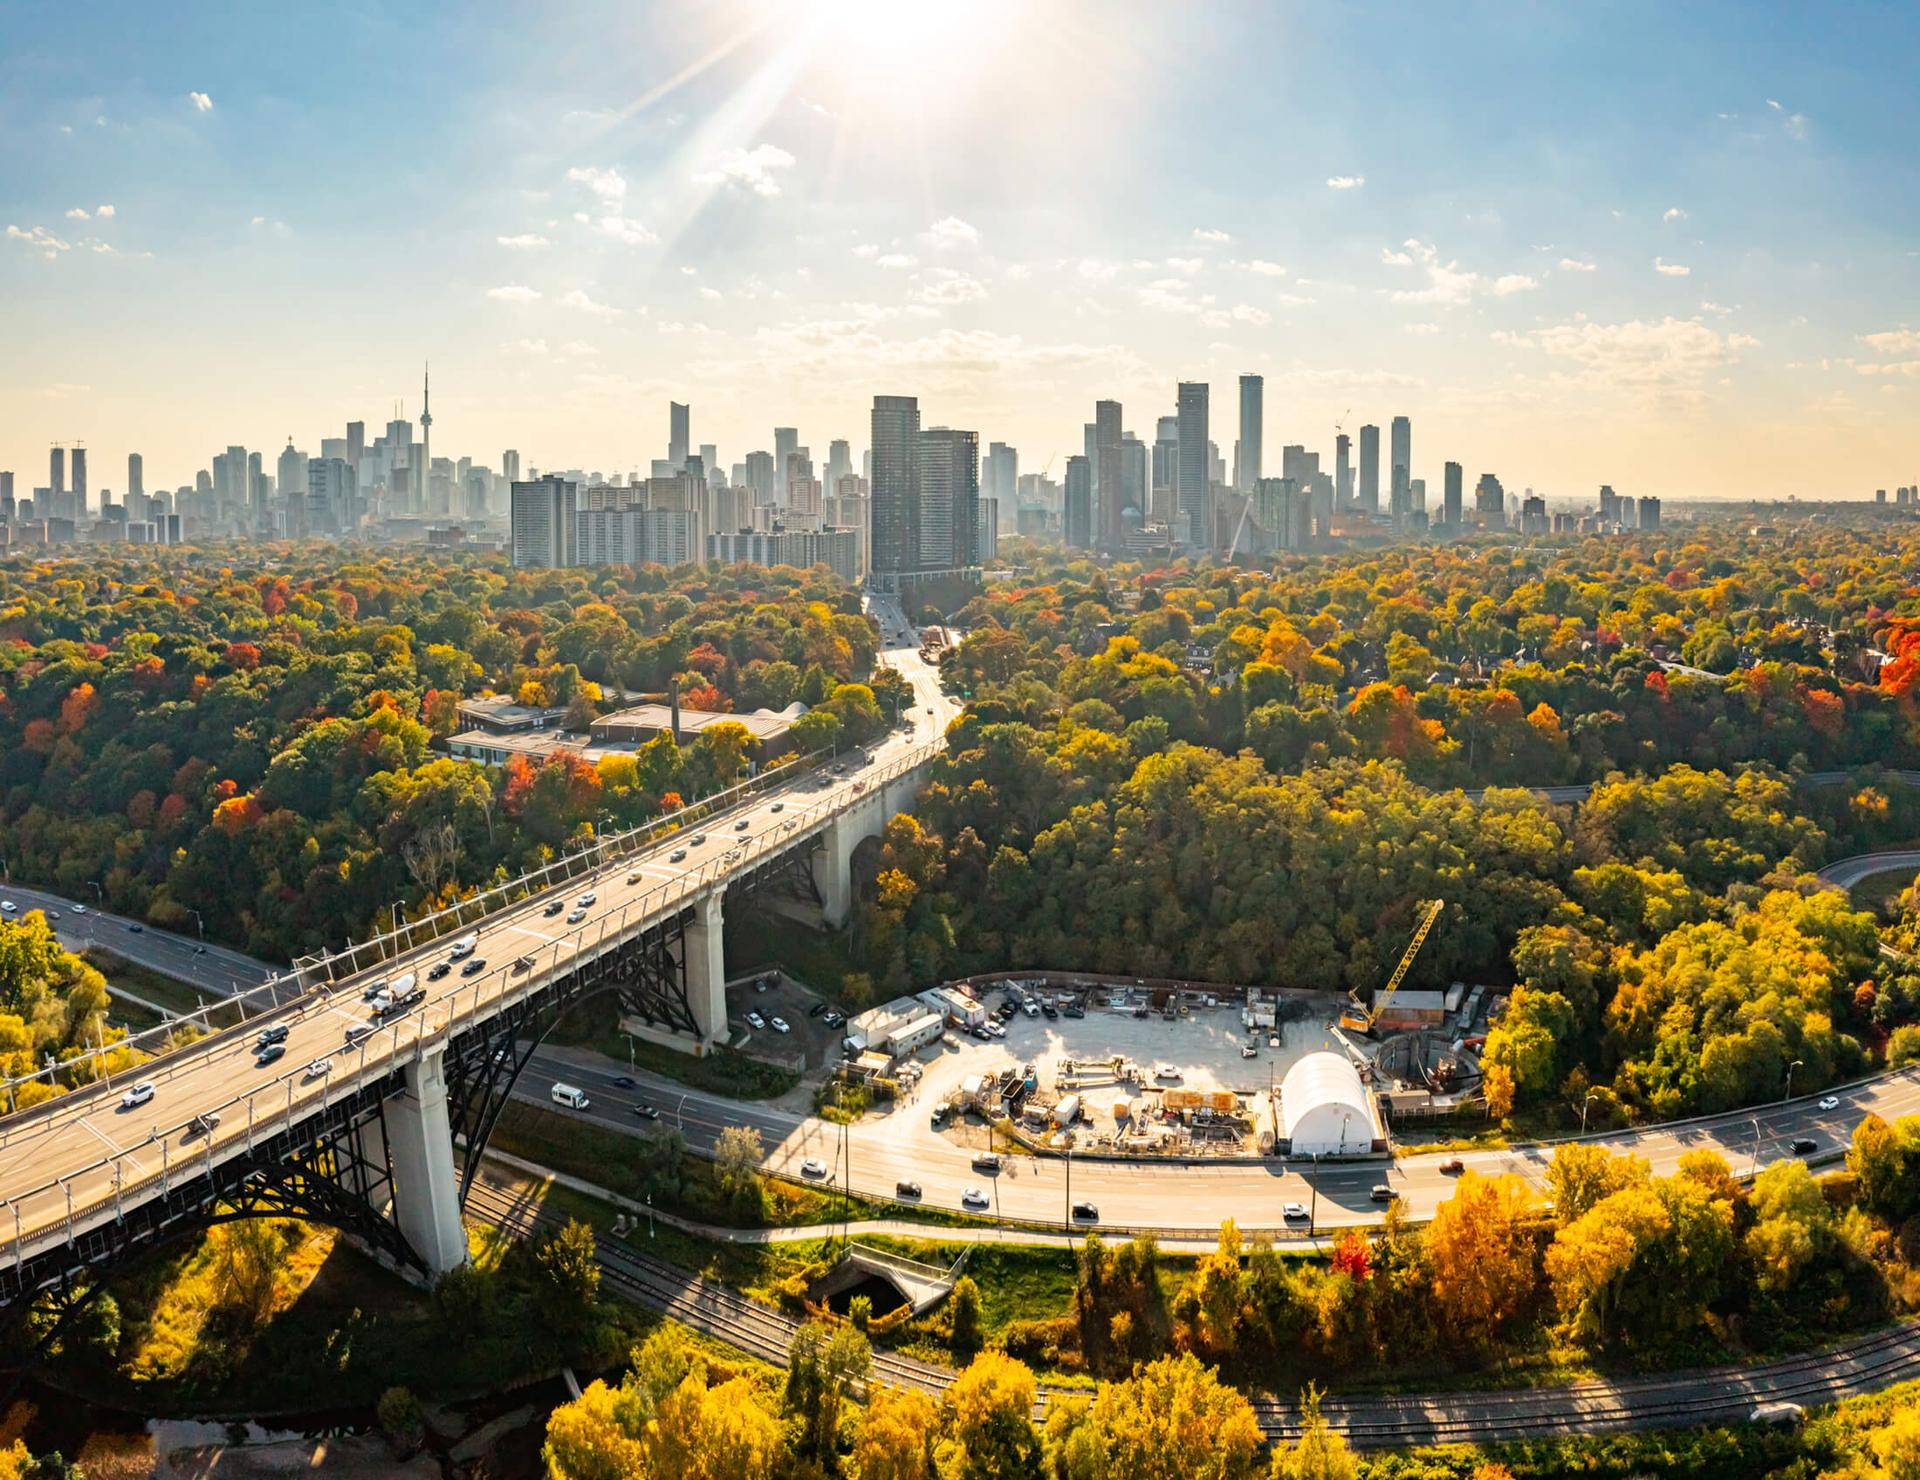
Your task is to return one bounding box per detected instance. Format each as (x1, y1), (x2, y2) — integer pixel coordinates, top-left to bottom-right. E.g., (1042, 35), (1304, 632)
(1339, 899), (1444, 1035)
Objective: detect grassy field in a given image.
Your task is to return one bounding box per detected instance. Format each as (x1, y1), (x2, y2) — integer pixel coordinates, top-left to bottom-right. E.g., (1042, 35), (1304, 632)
(724, 912), (866, 998)
(84, 949), (236, 1022)
(1848, 865), (1915, 916)
(546, 992), (801, 1099)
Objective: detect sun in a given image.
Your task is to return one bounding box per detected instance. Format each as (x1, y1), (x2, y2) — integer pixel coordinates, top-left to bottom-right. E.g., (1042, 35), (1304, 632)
(796, 0), (1021, 88)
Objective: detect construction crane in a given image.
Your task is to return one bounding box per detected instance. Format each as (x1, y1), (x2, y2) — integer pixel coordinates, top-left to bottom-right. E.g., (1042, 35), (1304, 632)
(1339, 899), (1444, 1035)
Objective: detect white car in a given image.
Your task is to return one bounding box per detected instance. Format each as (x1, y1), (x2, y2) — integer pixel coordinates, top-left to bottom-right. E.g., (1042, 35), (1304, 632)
(305, 1057), (332, 1079)
(71, 903), (86, 915)
(566, 908), (587, 924)
(1818, 1095), (1840, 1111)
(577, 891), (597, 907)
(746, 1010), (766, 1029)
(1155, 1063), (1180, 1080)
(961, 1187), (990, 1209)
(120, 1080), (156, 1109)
(800, 1157), (829, 1178)
(1282, 1202), (1310, 1222)
(770, 1016), (791, 1034)
(670, 848), (687, 862)
(0, 902), (14, 915)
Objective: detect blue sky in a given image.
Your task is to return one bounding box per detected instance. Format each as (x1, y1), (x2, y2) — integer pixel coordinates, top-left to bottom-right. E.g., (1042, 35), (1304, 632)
(3, 0), (1916, 499)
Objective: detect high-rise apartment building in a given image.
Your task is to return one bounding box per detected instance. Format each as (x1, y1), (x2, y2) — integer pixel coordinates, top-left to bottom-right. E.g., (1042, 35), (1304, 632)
(1358, 425), (1380, 516)
(1152, 416), (1178, 523)
(308, 457), (356, 535)
(1474, 473), (1505, 529)
(70, 446), (88, 518)
(127, 452), (144, 501)
(1064, 456), (1092, 549)
(773, 427), (799, 492)
(49, 447), (65, 516)
(1389, 415), (1411, 527)
(277, 441), (307, 518)
(503, 450), (521, 486)
(1638, 496), (1661, 530)
(669, 402), (689, 470)
(1176, 381), (1210, 548)
(346, 421), (365, 471)
(1094, 399), (1123, 549)
(916, 426), (979, 570)
(1121, 434), (1147, 538)
(869, 395), (920, 577)
(1443, 461), (1463, 528)
(825, 439), (851, 491)
(1237, 375), (1263, 493)
(511, 475), (578, 568)
(1335, 434), (1352, 510)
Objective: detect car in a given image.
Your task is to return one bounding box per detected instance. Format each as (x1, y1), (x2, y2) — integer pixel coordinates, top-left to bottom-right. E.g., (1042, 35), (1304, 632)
(344, 1020), (376, 1044)
(771, 801), (784, 813)
(362, 979), (390, 1002)
(461, 957), (487, 976)
(851, 781), (866, 792)
(127, 922), (144, 933)
(1064, 1004), (1085, 1019)
(831, 764), (847, 775)
(1818, 1095), (1840, 1111)
(755, 976), (771, 992)
(1439, 1157), (1465, 1175)
(256, 1042), (287, 1067)
(428, 961), (451, 980)
(512, 955), (534, 973)
(305, 1057), (332, 1079)
(1282, 1202), (1310, 1222)
(1370, 1184), (1398, 1202)
(543, 900), (565, 917)
(961, 1187), (990, 1209)
(1154, 1063), (1180, 1080)
(626, 869), (644, 884)
(194, 944), (207, 955)
(0, 902), (14, 915)
(120, 1080), (156, 1109)
(691, 833), (707, 845)
(823, 1010), (844, 1028)
(808, 1000), (827, 1018)
(970, 1025), (991, 1041)
(1072, 1202), (1099, 1222)
(669, 848), (687, 862)
(769, 1016), (791, 1033)
(1241, 1044), (1257, 1059)
(449, 933), (479, 959)
(985, 1021), (1006, 1038)
(185, 1112), (221, 1139)
(972, 1152), (1002, 1173)
(1267, 1034), (1279, 1049)
(43, 909), (60, 922)
(800, 1157), (829, 1179)
(71, 903), (86, 915)
(633, 1103), (660, 1120)
(256, 1024), (289, 1048)
(925, 706), (934, 714)
(577, 891), (596, 906)
(612, 1074), (638, 1089)
(734, 818), (750, 831)
(930, 1104), (950, 1127)
(746, 1011), (766, 1030)
(895, 1180), (923, 1198)
(1790, 1137), (1818, 1156)
(566, 908), (587, 924)
(1750, 1401), (1805, 1427)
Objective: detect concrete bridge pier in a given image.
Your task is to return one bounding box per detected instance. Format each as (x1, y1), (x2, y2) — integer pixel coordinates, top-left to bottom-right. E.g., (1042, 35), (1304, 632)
(385, 1045), (469, 1278)
(812, 817), (855, 929)
(682, 888), (729, 1043)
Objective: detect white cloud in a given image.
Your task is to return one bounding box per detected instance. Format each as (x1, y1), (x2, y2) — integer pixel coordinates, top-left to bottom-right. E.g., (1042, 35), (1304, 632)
(698, 286), (723, 301)
(1074, 258), (1123, 283)
(1558, 257), (1597, 273)
(1405, 322), (1440, 335)
(1857, 361), (1920, 379)
(1663, 206), (1687, 222)
(875, 252), (918, 270)
(852, 243), (879, 259)
(497, 232), (550, 249)
(95, 204), (114, 219)
(188, 91), (213, 112)
(1244, 259), (1288, 277)
(1863, 329), (1920, 354)
(1784, 112), (1809, 141)
(1379, 246), (1414, 267)
(508, 338), (550, 355)
(1491, 273), (1538, 296)
(65, 208), (89, 220)
(1165, 256), (1203, 274)
(1192, 227), (1232, 244)
(6, 224), (72, 257)
(485, 284), (542, 303)
(567, 165), (627, 202)
(561, 288), (621, 318)
(1767, 98), (1783, 110)
(594, 213), (656, 245)
(1497, 315), (1747, 400)
(694, 142), (796, 198)
(924, 215), (980, 249)
(918, 270), (987, 305)
(1700, 301), (1733, 316)
(1326, 175), (1365, 190)
(1653, 257), (1691, 277)
(1230, 303), (1270, 326)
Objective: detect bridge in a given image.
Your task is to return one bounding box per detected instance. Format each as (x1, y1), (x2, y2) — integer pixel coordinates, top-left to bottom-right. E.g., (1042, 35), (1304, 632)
(0, 603), (955, 1335)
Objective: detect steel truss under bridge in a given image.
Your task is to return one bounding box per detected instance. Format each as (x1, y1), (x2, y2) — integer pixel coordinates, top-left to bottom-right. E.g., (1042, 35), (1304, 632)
(441, 906), (698, 1204)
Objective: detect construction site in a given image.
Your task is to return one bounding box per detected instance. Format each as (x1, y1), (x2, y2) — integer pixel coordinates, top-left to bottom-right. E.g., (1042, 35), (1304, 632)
(867, 901), (1498, 1163)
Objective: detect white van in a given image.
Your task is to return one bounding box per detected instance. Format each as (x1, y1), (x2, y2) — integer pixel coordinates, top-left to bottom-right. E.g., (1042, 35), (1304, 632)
(448, 934), (480, 960)
(550, 1082), (590, 1110)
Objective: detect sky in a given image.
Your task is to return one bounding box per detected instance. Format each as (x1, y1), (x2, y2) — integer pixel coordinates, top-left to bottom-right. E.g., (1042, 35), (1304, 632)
(2, 0), (1918, 502)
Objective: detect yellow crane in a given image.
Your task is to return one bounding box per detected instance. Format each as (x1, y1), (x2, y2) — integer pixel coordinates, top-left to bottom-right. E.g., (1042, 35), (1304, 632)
(1339, 899), (1444, 1035)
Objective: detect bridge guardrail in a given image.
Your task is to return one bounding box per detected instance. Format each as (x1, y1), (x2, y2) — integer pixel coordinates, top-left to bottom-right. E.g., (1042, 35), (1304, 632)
(0, 738), (945, 1271)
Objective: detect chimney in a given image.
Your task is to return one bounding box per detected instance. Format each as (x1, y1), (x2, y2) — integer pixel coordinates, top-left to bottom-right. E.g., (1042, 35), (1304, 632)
(668, 677), (681, 745)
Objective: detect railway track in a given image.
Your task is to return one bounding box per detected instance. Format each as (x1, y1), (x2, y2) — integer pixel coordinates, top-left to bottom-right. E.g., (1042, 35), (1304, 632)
(463, 1177), (1920, 1447)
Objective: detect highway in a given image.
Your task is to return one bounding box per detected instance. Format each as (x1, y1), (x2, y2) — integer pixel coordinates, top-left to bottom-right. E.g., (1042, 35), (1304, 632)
(0, 882), (267, 997)
(0, 593), (960, 1264)
(466, 1170), (1920, 1445)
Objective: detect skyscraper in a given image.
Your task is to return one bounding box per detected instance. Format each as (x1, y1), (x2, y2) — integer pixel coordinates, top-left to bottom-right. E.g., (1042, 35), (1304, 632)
(869, 396), (920, 578)
(669, 402), (689, 470)
(511, 475), (577, 568)
(127, 452), (144, 502)
(346, 421), (365, 471)
(277, 441), (307, 526)
(1335, 434), (1352, 510)
(1237, 375), (1263, 493)
(1443, 462), (1463, 528)
(917, 426), (979, 569)
(773, 427), (799, 494)
(49, 446), (65, 516)
(1389, 415), (1411, 527)
(1358, 425), (1380, 516)
(825, 439), (851, 491)
(1064, 455), (1092, 549)
(1152, 416), (1179, 523)
(1094, 399), (1124, 550)
(1176, 381), (1210, 548)
(71, 446), (88, 517)
(420, 365), (433, 515)
(503, 450), (521, 487)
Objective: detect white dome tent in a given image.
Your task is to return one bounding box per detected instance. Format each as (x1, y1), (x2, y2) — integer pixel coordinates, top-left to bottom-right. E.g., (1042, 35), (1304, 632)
(1279, 1051), (1377, 1157)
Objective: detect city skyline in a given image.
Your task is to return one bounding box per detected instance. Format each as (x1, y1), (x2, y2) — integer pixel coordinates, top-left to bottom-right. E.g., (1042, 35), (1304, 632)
(3, 1), (1918, 498)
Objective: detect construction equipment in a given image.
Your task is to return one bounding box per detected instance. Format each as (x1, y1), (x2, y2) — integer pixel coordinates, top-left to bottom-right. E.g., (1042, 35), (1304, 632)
(1339, 899), (1444, 1035)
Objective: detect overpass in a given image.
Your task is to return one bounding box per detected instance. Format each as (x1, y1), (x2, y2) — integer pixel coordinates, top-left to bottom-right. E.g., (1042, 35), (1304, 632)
(0, 605), (957, 1330)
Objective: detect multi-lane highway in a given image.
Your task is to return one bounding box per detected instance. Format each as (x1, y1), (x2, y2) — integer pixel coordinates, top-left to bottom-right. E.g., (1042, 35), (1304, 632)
(0, 595), (959, 1262)
(0, 882), (267, 996)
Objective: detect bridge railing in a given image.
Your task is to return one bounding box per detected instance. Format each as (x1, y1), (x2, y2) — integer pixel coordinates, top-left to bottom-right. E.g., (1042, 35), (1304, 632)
(0, 738), (946, 1270)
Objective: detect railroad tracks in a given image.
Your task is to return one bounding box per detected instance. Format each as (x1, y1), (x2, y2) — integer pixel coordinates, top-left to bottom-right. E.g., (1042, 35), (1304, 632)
(464, 1177), (1920, 1447)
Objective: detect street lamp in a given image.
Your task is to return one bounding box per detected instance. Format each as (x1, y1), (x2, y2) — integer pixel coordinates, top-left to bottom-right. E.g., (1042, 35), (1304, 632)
(1750, 1115), (1763, 1179)
(1580, 1091), (1597, 1135)
(88, 881), (104, 902)
(1308, 1151), (1320, 1235)
(189, 908), (204, 940)
(1785, 1059), (1804, 1102)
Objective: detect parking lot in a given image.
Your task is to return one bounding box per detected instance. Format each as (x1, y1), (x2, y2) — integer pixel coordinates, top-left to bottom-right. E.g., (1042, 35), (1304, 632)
(725, 971), (843, 1070)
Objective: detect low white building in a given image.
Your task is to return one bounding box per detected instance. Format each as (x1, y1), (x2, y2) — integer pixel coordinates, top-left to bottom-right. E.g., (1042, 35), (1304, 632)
(1279, 1052), (1380, 1156)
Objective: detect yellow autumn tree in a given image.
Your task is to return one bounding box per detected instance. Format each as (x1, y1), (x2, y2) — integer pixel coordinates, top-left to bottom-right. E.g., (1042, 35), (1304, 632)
(1425, 1172), (1538, 1343)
